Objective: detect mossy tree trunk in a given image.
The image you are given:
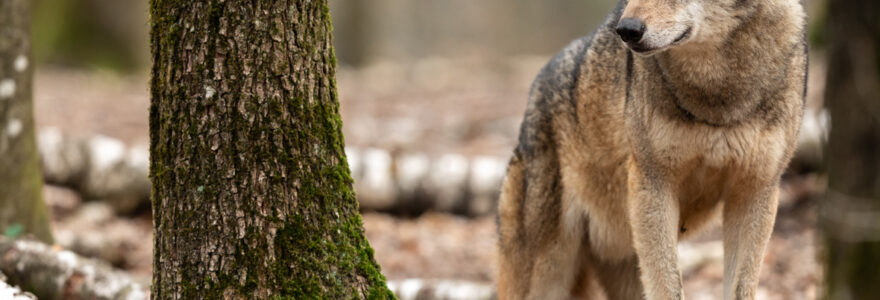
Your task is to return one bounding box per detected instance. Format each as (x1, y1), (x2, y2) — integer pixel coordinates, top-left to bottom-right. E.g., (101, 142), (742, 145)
(822, 0), (880, 298)
(0, 0), (53, 244)
(149, 1), (394, 298)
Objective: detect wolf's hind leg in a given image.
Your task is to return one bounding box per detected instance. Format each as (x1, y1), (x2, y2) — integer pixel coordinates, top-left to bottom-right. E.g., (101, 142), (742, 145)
(569, 242), (605, 300)
(497, 168), (587, 299)
(497, 204), (586, 299)
(524, 226), (586, 300)
(595, 256), (644, 300)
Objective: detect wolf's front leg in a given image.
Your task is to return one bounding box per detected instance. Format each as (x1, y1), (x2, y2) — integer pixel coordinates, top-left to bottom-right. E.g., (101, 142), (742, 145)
(627, 161), (683, 300)
(722, 186), (778, 300)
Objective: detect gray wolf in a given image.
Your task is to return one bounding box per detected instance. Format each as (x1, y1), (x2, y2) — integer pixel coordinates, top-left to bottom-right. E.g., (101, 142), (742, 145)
(496, 0), (807, 298)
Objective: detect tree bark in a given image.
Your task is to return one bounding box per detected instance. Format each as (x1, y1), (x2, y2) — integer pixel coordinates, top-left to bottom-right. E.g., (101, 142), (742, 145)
(0, 0), (53, 244)
(822, 0), (880, 298)
(149, 1), (394, 298)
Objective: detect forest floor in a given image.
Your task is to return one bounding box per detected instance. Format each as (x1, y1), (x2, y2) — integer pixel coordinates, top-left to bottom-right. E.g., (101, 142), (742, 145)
(33, 55), (827, 299)
(363, 174), (825, 300)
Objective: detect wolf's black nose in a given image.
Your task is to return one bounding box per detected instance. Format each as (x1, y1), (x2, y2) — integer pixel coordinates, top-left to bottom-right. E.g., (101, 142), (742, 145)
(616, 18), (647, 44)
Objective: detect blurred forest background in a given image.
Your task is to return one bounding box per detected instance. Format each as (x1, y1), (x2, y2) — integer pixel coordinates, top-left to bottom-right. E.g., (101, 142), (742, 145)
(3, 0), (871, 298)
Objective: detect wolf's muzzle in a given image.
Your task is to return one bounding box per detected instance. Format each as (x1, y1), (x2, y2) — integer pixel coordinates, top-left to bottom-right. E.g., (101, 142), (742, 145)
(616, 18), (646, 44)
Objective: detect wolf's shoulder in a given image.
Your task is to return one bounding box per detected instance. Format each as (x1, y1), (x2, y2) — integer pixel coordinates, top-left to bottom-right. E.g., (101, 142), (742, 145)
(530, 36), (594, 99)
(516, 36), (595, 158)
(530, 4), (627, 105)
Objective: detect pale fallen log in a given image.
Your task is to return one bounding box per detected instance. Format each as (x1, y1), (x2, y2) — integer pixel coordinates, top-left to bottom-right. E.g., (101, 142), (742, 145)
(387, 279), (495, 300)
(346, 148), (507, 216)
(38, 127), (149, 214)
(52, 202), (151, 269)
(794, 108), (829, 171)
(0, 272), (36, 300)
(37, 109), (826, 217)
(0, 237), (147, 300)
(37, 128), (509, 216)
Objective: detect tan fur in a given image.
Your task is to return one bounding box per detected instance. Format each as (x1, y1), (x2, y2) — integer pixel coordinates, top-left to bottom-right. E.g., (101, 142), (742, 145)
(496, 0), (807, 299)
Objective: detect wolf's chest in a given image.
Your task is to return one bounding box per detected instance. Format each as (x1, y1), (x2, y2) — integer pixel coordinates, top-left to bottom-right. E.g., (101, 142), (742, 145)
(644, 117), (787, 173)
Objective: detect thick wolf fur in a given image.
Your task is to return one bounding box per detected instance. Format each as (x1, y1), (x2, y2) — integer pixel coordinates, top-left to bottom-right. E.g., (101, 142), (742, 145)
(496, 0), (807, 299)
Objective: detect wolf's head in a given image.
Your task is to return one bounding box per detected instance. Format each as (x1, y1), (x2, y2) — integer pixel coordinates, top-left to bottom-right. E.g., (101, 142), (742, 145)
(616, 0), (754, 55)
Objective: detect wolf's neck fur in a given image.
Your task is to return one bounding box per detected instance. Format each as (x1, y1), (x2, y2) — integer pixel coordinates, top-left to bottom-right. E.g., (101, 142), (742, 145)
(646, 0), (804, 126)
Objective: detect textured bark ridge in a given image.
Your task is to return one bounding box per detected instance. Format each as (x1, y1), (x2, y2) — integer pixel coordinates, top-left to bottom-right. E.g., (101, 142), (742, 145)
(150, 0), (393, 298)
(0, 0), (53, 243)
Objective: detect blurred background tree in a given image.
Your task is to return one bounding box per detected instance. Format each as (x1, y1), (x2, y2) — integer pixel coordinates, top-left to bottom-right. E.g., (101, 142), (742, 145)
(821, 0), (880, 298)
(0, 0), (53, 244)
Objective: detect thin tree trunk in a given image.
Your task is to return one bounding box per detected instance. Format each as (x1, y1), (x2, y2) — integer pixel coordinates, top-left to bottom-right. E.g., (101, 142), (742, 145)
(0, 0), (52, 244)
(822, 0), (880, 298)
(149, 1), (393, 298)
